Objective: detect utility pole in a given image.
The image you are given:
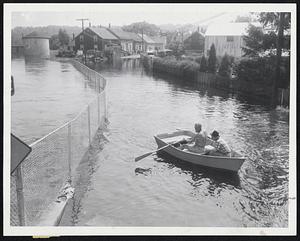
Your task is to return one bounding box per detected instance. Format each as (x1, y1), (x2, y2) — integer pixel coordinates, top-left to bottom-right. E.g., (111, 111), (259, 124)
(76, 18), (89, 64)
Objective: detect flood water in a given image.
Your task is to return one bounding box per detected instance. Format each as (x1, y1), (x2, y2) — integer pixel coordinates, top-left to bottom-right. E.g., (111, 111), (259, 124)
(61, 59), (289, 227)
(11, 57), (97, 144)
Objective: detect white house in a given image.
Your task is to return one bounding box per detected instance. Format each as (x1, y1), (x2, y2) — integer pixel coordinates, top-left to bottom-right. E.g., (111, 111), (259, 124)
(205, 22), (259, 58)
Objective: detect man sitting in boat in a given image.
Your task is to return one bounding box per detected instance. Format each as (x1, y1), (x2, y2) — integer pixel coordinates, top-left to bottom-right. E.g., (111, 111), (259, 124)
(206, 130), (231, 157)
(179, 123), (207, 153)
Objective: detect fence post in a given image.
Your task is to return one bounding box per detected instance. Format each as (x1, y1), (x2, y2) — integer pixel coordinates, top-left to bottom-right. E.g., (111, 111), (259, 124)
(97, 94), (100, 126)
(15, 166), (25, 226)
(103, 91), (107, 120)
(67, 123), (72, 178)
(87, 105), (91, 145)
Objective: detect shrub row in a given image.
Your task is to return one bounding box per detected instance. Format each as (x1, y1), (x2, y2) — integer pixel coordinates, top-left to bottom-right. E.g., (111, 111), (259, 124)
(152, 57), (200, 79)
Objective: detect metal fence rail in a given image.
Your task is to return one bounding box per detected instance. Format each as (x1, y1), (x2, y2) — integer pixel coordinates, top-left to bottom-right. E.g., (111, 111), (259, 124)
(10, 60), (107, 226)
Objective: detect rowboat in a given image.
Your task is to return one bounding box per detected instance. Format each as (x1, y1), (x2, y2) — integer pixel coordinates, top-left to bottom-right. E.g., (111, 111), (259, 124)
(154, 130), (245, 172)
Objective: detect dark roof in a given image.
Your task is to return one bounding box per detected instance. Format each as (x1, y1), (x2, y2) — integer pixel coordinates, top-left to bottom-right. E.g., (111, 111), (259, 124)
(88, 27), (118, 40)
(22, 31), (51, 39)
(137, 34), (155, 44)
(108, 28), (141, 42)
(151, 36), (167, 44)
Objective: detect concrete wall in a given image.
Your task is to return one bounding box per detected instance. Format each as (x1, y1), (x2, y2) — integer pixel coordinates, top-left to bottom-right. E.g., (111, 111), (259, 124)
(23, 38), (50, 58)
(205, 36), (244, 58)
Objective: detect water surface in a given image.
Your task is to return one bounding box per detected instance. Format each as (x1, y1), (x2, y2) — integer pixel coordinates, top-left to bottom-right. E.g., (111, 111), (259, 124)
(11, 57), (96, 144)
(61, 59), (289, 227)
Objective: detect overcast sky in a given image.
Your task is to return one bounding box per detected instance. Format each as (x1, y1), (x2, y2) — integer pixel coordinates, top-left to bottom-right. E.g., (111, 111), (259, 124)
(10, 4), (251, 28)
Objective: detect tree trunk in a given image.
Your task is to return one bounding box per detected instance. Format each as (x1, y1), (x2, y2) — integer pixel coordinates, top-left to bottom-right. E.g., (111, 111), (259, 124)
(272, 12), (284, 107)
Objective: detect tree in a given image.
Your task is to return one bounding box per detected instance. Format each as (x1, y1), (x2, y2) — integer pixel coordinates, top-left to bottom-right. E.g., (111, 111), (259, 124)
(207, 44), (217, 73)
(122, 21), (161, 36)
(242, 24), (289, 57)
(58, 29), (69, 47)
(50, 34), (60, 50)
(218, 54), (231, 77)
(167, 41), (184, 59)
(199, 56), (207, 72)
(259, 12), (290, 107)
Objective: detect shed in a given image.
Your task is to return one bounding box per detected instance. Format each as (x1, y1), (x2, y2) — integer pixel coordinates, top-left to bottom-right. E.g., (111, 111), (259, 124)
(204, 22), (251, 58)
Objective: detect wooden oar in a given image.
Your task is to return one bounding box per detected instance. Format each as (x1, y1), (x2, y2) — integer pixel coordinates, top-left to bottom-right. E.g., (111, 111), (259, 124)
(135, 144), (172, 162)
(135, 137), (189, 162)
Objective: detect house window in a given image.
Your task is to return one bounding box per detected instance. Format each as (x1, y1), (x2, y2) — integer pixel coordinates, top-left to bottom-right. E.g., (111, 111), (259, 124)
(226, 36), (234, 42)
(80, 44), (84, 50)
(94, 44), (98, 50)
(94, 36), (97, 42)
(80, 35), (84, 42)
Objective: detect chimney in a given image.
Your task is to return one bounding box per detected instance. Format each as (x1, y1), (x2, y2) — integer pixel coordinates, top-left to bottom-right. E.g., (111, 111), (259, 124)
(89, 22), (91, 28)
(109, 23), (111, 28)
(73, 33), (75, 40)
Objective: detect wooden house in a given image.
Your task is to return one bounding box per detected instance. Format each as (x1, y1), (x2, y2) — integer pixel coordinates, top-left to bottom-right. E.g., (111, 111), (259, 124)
(183, 30), (205, 53)
(74, 27), (119, 52)
(151, 36), (167, 51)
(204, 22), (251, 58)
(138, 34), (156, 52)
(107, 27), (142, 54)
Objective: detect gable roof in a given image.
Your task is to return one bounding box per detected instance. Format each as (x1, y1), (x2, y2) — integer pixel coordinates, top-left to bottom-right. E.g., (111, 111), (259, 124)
(88, 27), (118, 40)
(205, 23), (251, 36)
(108, 27), (141, 41)
(137, 34), (155, 44)
(151, 36), (167, 44)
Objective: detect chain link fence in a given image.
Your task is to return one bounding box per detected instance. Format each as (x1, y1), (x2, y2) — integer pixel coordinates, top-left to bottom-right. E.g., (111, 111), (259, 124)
(10, 60), (107, 226)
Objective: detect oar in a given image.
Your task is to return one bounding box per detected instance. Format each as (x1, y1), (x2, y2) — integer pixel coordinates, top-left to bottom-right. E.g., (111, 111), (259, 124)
(135, 144), (172, 162)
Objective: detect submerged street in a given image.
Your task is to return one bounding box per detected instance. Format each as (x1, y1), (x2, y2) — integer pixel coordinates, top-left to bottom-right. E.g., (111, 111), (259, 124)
(59, 59), (289, 227)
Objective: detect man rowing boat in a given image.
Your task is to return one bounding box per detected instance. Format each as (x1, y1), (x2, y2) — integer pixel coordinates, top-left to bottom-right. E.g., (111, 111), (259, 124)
(206, 130), (231, 157)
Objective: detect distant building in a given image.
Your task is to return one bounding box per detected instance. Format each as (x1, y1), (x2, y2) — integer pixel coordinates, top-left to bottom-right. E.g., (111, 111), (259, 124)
(204, 22), (252, 58)
(107, 27), (140, 54)
(22, 31), (50, 58)
(151, 36), (167, 51)
(12, 44), (24, 55)
(138, 34), (156, 52)
(183, 30), (205, 53)
(74, 27), (119, 52)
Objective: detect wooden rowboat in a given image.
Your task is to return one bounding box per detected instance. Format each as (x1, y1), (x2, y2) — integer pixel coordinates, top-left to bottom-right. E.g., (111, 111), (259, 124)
(154, 130), (245, 172)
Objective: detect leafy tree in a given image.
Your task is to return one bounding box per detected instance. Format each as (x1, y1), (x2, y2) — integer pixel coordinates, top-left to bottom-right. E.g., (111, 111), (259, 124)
(259, 12), (290, 106)
(122, 21), (161, 36)
(259, 12), (291, 32)
(58, 29), (69, 47)
(199, 56), (207, 72)
(50, 34), (60, 50)
(167, 41), (184, 59)
(218, 54), (231, 77)
(242, 24), (289, 57)
(207, 44), (217, 73)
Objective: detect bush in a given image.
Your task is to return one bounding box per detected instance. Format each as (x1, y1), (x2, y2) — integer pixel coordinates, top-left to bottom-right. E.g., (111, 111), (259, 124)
(234, 56), (276, 86)
(153, 57), (199, 78)
(199, 56), (208, 72)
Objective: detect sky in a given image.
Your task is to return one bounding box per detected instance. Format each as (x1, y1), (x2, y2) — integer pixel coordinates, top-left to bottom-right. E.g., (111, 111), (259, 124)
(10, 4), (252, 28)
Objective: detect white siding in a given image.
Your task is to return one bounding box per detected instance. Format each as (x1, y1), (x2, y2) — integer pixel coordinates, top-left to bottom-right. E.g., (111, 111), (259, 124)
(205, 35), (245, 58)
